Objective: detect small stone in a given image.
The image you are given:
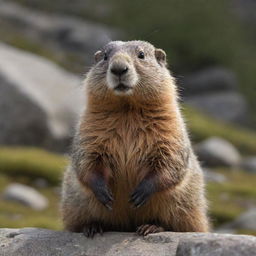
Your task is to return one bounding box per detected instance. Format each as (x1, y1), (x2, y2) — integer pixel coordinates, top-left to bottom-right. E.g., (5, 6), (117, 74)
(34, 178), (48, 188)
(3, 183), (48, 210)
(203, 168), (227, 183)
(241, 157), (256, 174)
(195, 137), (241, 167)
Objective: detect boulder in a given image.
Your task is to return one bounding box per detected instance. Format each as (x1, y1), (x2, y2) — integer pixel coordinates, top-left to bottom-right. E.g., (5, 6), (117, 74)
(180, 67), (238, 96)
(184, 92), (248, 124)
(179, 67), (249, 124)
(241, 157), (256, 174)
(0, 228), (256, 256)
(233, 0), (256, 24)
(0, 42), (84, 152)
(3, 183), (48, 210)
(195, 137), (241, 167)
(0, 72), (50, 148)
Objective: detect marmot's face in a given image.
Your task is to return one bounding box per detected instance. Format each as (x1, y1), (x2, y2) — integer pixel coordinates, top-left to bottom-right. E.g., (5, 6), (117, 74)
(86, 41), (172, 98)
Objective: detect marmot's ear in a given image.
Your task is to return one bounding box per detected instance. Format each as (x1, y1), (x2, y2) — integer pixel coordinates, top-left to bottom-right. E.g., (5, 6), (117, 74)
(155, 48), (167, 66)
(94, 50), (103, 63)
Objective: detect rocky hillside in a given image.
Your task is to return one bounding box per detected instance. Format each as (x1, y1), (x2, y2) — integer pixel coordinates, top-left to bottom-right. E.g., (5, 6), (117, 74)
(1, 0), (256, 126)
(0, 40), (256, 235)
(0, 42), (83, 152)
(0, 0), (256, 251)
(1, 228), (256, 256)
(0, 1), (119, 73)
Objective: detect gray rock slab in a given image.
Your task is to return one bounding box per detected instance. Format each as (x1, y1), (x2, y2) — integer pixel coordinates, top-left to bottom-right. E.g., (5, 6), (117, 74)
(0, 228), (256, 256)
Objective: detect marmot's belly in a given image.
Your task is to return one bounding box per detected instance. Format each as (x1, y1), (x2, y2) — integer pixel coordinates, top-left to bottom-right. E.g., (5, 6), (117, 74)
(93, 183), (174, 230)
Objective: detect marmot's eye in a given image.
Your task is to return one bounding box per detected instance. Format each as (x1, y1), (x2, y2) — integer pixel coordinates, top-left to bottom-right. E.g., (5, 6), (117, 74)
(138, 51), (145, 59)
(103, 52), (108, 61)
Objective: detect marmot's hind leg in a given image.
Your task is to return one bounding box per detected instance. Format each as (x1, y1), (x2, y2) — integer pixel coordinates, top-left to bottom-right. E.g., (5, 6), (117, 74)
(62, 202), (87, 232)
(171, 208), (209, 232)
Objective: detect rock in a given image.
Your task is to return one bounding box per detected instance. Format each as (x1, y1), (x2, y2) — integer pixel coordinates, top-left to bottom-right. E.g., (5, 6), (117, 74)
(195, 137), (241, 167)
(0, 1), (119, 68)
(0, 72), (50, 148)
(175, 233), (256, 256)
(179, 67), (249, 124)
(233, 0), (256, 24)
(3, 183), (48, 210)
(0, 228), (256, 256)
(0, 42), (84, 152)
(185, 92), (248, 124)
(33, 178), (49, 188)
(203, 168), (227, 183)
(241, 157), (256, 173)
(221, 208), (256, 231)
(180, 67), (238, 96)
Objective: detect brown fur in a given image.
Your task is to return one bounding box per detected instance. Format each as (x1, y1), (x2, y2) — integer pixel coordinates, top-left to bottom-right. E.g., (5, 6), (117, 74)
(61, 40), (210, 235)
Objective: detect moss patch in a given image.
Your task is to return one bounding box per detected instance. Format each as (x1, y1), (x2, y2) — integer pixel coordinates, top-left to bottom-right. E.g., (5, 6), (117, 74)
(0, 147), (68, 185)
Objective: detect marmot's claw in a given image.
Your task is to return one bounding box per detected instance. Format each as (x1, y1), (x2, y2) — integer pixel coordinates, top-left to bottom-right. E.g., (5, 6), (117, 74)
(94, 187), (113, 210)
(130, 180), (153, 208)
(136, 224), (164, 236)
(83, 221), (103, 238)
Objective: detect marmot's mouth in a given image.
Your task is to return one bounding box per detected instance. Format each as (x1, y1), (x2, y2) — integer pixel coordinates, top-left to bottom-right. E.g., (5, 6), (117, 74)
(114, 83), (132, 92)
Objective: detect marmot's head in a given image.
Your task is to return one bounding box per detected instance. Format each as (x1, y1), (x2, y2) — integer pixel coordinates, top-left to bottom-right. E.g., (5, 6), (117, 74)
(85, 41), (175, 101)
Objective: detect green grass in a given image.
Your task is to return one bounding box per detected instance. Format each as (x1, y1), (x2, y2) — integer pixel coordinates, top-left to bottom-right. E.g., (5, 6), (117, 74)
(0, 144), (256, 235)
(237, 230), (256, 236)
(0, 147), (68, 185)
(183, 106), (256, 155)
(0, 147), (67, 229)
(0, 173), (62, 230)
(208, 169), (256, 229)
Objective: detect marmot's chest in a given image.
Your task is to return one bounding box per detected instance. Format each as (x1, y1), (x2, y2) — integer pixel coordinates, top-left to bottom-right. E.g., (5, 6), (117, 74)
(86, 110), (172, 170)
(107, 121), (150, 169)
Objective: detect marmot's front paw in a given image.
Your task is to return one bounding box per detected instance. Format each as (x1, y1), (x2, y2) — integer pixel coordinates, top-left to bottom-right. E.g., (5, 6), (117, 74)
(136, 224), (164, 236)
(94, 184), (113, 210)
(129, 179), (154, 208)
(83, 221), (103, 238)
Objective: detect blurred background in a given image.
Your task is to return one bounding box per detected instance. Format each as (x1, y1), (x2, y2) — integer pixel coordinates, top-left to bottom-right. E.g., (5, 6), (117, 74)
(0, 0), (256, 235)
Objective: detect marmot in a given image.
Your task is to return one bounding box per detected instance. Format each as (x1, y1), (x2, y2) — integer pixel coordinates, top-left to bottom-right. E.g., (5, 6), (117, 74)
(61, 40), (210, 237)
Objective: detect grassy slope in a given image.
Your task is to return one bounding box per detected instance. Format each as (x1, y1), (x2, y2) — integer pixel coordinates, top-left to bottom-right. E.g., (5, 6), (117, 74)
(0, 141), (256, 234)
(183, 106), (256, 155)
(0, 148), (67, 229)
(0, 147), (67, 185)
(208, 169), (256, 236)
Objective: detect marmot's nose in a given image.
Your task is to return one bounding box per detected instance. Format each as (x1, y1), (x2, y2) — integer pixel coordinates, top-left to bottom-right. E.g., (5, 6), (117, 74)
(111, 66), (129, 77)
